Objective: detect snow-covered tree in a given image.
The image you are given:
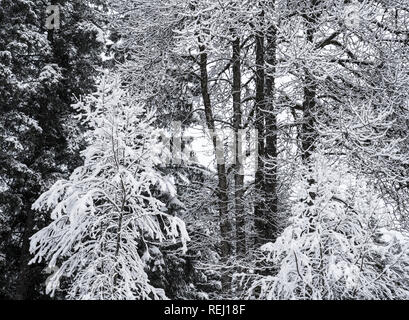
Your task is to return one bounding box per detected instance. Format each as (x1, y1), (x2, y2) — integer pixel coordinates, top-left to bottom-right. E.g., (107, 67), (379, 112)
(28, 75), (189, 300)
(245, 154), (409, 300)
(3, 0), (409, 301)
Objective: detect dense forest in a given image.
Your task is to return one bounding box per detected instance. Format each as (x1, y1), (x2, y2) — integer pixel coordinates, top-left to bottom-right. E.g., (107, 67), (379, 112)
(1, 0), (409, 300)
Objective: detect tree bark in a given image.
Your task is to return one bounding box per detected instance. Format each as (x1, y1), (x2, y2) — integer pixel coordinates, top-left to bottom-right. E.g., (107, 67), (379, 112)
(263, 1), (279, 242)
(15, 207), (34, 300)
(232, 36), (246, 256)
(254, 28), (266, 244)
(199, 45), (232, 260)
(301, 1), (320, 223)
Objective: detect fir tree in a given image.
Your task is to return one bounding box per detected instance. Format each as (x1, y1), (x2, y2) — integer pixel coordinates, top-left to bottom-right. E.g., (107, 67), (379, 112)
(29, 75), (189, 300)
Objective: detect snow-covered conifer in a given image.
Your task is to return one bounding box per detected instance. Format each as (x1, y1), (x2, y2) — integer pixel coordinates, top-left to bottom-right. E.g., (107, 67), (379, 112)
(29, 74), (189, 300)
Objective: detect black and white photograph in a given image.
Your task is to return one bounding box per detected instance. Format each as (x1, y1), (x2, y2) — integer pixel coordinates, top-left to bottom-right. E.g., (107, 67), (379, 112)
(1, 0), (409, 306)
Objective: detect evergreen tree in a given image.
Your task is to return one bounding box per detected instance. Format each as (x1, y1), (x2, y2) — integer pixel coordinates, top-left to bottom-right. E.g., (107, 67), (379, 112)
(0, 0), (105, 299)
(29, 74), (189, 300)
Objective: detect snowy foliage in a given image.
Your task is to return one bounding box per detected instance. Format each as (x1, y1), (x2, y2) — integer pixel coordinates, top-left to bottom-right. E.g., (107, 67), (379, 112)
(3, 0), (409, 301)
(29, 75), (190, 300)
(246, 154), (409, 300)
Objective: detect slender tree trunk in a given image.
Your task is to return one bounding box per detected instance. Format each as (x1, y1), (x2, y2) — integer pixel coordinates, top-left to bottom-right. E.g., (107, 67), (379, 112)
(301, 1), (319, 167)
(263, 0), (279, 242)
(254, 2), (279, 244)
(302, 69), (318, 209)
(15, 207), (34, 300)
(199, 45), (232, 261)
(254, 28), (266, 244)
(232, 36), (245, 256)
(301, 3), (320, 229)
(301, 72), (317, 165)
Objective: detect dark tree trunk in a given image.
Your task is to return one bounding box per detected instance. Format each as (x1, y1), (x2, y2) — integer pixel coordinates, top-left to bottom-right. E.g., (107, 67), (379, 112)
(15, 208), (34, 300)
(254, 28), (266, 244)
(254, 5), (279, 244)
(199, 45), (232, 261)
(301, 2), (320, 227)
(263, 2), (279, 242)
(232, 36), (246, 256)
(301, 1), (320, 169)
